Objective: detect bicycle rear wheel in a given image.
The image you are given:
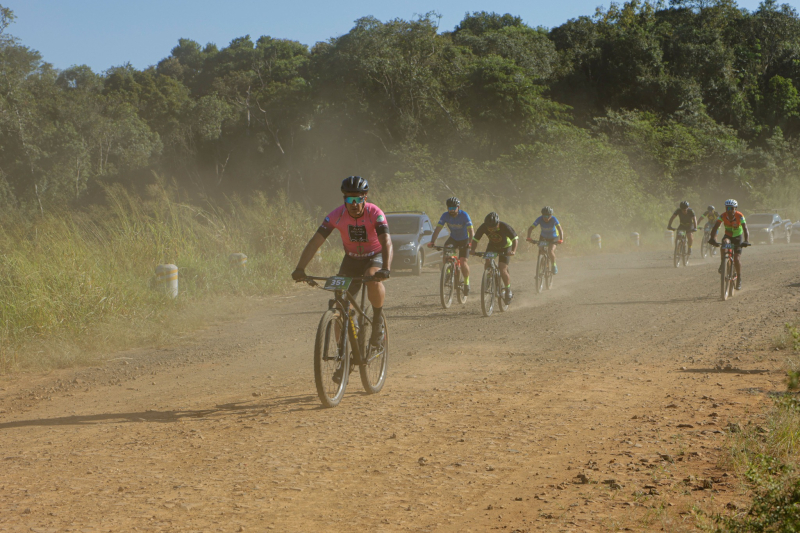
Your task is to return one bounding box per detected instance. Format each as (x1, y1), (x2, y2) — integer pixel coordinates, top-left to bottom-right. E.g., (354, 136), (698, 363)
(497, 272), (509, 312)
(455, 268), (468, 305)
(439, 262), (455, 309)
(359, 315), (388, 394)
(480, 268), (494, 317)
(314, 309), (350, 407)
(536, 254), (546, 293)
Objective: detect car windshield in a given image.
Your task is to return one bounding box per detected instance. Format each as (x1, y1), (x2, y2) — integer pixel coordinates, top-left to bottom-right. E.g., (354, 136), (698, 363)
(387, 216), (420, 234)
(748, 215), (775, 225)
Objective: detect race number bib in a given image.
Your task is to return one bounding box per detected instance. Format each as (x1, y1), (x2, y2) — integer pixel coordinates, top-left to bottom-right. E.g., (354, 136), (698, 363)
(348, 225), (368, 243)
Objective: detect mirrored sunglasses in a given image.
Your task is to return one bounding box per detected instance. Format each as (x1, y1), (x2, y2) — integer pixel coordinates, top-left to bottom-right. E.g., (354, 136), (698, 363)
(345, 196), (365, 205)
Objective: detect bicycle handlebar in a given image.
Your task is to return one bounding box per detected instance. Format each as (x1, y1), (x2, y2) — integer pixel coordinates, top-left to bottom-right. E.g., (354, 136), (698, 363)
(708, 241), (751, 248)
(300, 274), (385, 287)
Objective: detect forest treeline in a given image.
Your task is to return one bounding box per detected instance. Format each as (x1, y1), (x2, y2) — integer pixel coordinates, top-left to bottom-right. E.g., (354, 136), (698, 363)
(2, 0), (800, 229)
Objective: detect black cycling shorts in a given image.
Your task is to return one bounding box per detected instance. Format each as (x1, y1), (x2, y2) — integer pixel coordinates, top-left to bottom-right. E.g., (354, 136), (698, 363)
(486, 245), (512, 265)
(337, 254), (383, 295)
(444, 237), (470, 258)
(722, 235), (744, 253)
(677, 223), (696, 232)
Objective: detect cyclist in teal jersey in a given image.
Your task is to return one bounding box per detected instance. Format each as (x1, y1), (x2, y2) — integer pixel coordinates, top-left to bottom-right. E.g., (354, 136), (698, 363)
(428, 197), (474, 295)
(526, 206), (564, 274)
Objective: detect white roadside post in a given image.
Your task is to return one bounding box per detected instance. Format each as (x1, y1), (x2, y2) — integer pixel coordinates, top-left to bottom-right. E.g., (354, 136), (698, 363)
(631, 232), (640, 247)
(591, 234), (601, 250)
(229, 253), (247, 270)
(155, 264), (178, 298)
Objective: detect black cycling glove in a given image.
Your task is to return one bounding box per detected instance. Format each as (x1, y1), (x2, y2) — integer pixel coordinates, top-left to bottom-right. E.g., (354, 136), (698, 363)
(374, 269), (391, 280)
(291, 268), (306, 281)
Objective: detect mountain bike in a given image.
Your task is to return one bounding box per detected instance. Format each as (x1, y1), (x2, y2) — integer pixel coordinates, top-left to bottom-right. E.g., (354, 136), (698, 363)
(709, 239), (750, 301)
(473, 251), (509, 317)
(300, 275), (388, 407)
(528, 238), (555, 293)
(669, 227), (692, 267)
(433, 245), (468, 309)
(700, 223), (717, 259)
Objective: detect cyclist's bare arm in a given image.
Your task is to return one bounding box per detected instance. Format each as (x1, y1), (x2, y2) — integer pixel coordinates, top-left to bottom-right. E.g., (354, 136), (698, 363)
(379, 233), (393, 270)
(667, 213), (677, 228)
(468, 226), (475, 241)
(742, 222), (749, 242)
(429, 226), (442, 245)
(296, 233), (327, 271)
(556, 224), (564, 241)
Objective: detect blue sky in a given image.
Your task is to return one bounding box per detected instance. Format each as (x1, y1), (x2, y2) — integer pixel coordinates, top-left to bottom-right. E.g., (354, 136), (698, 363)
(6, 0), (780, 73)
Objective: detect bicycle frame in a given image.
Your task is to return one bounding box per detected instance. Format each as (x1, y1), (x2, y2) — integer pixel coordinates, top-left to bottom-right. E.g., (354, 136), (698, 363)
(304, 276), (376, 366)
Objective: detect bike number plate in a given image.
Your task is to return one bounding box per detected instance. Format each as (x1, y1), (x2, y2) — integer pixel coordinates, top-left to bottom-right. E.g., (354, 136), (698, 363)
(538, 241), (548, 248)
(721, 242), (732, 250)
(677, 230), (686, 237)
(323, 276), (352, 291)
(484, 252), (498, 258)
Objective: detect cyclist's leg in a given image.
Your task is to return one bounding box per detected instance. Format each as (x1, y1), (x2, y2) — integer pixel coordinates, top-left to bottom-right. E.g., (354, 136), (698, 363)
(498, 253), (511, 287)
(362, 255), (385, 345)
(458, 240), (471, 284)
(548, 240), (557, 272)
(731, 235), (743, 278)
(679, 224), (693, 252)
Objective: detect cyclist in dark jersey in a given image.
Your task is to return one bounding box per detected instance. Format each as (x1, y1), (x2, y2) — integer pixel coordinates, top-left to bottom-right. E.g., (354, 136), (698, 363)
(667, 201), (697, 255)
(470, 212), (518, 304)
(428, 197), (474, 295)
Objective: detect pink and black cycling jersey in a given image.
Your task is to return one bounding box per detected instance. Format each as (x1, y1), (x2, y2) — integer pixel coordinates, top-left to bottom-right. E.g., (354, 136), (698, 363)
(317, 203), (390, 258)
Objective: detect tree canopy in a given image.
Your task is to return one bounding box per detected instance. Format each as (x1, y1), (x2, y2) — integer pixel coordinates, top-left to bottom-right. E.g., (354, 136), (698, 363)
(2, 2), (800, 226)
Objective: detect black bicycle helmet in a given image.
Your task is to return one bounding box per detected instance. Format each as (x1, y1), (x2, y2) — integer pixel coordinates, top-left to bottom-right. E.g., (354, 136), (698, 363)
(484, 212), (500, 226)
(679, 200), (689, 209)
(707, 205), (715, 212)
(446, 196), (460, 208)
(541, 206), (553, 215)
(341, 176), (369, 194)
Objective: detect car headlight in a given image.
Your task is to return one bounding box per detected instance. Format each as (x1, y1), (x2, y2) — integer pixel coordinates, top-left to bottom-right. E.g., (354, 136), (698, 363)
(398, 243), (416, 251)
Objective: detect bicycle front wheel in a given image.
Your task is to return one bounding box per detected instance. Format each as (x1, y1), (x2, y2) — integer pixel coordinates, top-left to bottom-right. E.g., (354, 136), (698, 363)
(481, 268), (494, 317)
(545, 256), (554, 290)
(727, 261), (736, 299)
(440, 262), (454, 309)
(314, 309), (350, 407)
(720, 260), (728, 301)
(673, 239), (680, 268)
(536, 254), (546, 293)
(360, 315), (388, 394)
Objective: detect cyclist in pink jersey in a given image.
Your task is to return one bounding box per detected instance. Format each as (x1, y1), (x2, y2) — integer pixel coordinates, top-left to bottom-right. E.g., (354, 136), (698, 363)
(292, 176), (393, 350)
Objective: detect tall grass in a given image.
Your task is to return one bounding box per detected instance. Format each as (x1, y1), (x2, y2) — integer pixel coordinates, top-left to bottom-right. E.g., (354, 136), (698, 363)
(0, 180), (338, 371)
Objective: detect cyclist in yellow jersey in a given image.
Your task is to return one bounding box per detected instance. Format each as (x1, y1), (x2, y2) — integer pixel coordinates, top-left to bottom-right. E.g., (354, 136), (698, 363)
(708, 199), (750, 290)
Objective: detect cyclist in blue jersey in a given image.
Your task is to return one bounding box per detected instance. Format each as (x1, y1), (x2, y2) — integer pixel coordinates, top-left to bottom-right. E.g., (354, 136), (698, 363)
(429, 197), (474, 295)
(526, 206), (564, 274)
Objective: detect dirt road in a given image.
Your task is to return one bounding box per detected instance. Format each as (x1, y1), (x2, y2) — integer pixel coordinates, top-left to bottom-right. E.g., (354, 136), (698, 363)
(1, 245), (798, 532)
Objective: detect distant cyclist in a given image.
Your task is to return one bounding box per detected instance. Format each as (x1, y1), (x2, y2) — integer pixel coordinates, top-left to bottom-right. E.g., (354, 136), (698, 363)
(291, 176), (393, 352)
(470, 212), (518, 304)
(699, 205), (720, 250)
(526, 206), (564, 274)
(708, 199), (750, 290)
(428, 196), (474, 295)
(667, 201), (697, 254)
